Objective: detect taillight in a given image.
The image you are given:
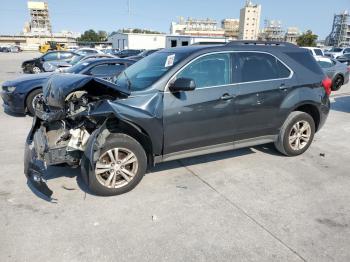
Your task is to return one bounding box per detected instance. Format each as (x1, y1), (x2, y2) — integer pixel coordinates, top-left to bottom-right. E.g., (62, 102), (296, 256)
(347, 66), (350, 72)
(322, 77), (332, 96)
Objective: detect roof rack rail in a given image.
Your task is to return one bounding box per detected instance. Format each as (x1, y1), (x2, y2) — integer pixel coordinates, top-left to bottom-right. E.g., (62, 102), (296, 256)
(226, 41), (297, 47)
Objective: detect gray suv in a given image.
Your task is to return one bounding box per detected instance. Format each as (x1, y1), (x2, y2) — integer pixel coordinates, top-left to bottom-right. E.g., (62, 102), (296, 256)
(25, 41), (331, 199)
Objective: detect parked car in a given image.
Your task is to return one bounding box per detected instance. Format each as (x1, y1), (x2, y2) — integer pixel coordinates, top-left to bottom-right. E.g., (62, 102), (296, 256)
(23, 41), (331, 199)
(102, 49), (120, 56)
(43, 53), (115, 72)
(127, 49), (162, 61)
(1, 58), (135, 115)
(336, 53), (350, 65)
(21, 51), (76, 74)
(0, 47), (10, 52)
(116, 49), (144, 58)
(314, 56), (349, 91)
(324, 47), (350, 59)
(301, 47), (324, 57)
(75, 48), (103, 56)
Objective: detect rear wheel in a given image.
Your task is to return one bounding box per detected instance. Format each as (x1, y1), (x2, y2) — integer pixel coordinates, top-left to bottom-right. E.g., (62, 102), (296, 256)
(274, 111), (315, 156)
(88, 133), (147, 196)
(26, 89), (42, 116)
(332, 75), (343, 91)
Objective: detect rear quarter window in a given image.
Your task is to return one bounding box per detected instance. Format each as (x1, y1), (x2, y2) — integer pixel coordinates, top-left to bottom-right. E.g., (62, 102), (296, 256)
(285, 51), (324, 75)
(314, 49), (323, 56)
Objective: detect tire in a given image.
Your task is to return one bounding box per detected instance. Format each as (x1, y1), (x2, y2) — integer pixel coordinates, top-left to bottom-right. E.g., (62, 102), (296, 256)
(26, 89), (42, 116)
(32, 66), (42, 74)
(87, 133), (147, 196)
(332, 75), (343, 91)
(274, 111), (315, 156)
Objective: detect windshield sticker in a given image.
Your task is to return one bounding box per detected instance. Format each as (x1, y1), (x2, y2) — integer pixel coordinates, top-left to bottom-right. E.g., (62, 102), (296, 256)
(165, 54), (175, 67)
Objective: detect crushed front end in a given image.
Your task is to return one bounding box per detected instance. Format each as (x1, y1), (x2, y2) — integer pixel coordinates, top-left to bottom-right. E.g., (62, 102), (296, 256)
(24, 74), (129, 200)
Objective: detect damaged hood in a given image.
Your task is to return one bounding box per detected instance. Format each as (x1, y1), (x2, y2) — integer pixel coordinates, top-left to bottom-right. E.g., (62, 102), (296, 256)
(43, 73), (130, 109)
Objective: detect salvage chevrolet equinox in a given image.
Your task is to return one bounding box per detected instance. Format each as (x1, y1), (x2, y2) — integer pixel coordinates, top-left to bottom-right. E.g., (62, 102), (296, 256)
(24, 41), (331, 199)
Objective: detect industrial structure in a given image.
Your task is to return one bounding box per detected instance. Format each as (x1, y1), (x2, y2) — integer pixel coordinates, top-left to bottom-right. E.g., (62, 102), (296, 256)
(259, 20), (284, 41)
(326, 11), (350, 47)
(239, 0), (261, 40)
(222, 19), (240, 40)
(170, 17), (225, 37)
(0, 1), (79, 50)
(25, 1), (52, 35)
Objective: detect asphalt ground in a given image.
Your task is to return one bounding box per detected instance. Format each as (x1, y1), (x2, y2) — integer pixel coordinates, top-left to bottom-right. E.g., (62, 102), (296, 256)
(0, 52), (350, 262)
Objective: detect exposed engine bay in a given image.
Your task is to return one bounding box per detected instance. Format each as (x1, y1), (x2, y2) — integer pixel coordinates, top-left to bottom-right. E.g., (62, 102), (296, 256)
(24, 74), (130, 199)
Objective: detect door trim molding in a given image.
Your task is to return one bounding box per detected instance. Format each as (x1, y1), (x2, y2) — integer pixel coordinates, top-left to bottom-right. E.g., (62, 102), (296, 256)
(154, 135), (277, 163)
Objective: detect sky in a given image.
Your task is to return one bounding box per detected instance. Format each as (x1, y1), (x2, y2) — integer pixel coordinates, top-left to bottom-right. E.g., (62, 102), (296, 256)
(0, 0), (349, 39)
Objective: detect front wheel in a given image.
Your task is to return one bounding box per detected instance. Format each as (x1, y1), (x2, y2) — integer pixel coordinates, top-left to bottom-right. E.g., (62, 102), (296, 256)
(87, 133), (147, 196)
(274, 111), (315, 156)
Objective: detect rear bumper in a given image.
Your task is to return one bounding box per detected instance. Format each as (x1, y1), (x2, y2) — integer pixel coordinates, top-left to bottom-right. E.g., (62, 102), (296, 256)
(317, 96), (330, 132)
(1, 90), (26, 114)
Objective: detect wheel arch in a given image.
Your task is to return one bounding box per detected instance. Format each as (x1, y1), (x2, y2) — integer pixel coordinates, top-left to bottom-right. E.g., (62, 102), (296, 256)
(292, 103), (321, 131)
(105, 117), (155, 168)
(24, 86), (43, 110)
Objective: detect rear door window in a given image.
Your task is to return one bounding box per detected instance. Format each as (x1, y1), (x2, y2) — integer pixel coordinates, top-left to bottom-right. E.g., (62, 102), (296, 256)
(43, 52), (59, 61)
(236, 52), (291, 82)
(314, 49), (323, 56)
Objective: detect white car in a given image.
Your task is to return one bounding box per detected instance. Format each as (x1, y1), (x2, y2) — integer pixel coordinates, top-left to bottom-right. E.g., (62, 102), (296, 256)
(301, 47), (324, 57)
(324, 47), (350, 59)
(75, 48), (103, 56)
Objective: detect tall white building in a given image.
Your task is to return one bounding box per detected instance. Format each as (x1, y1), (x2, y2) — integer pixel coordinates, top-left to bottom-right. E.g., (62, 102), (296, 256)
(239, 0), (261, 40)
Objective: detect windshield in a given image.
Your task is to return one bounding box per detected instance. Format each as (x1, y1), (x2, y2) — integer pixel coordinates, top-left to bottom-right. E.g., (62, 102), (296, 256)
(69, 55), (83, 65)
(329, 47), (343, 52)
(64, 61), (91, 74)
(115, 51), (186, 91)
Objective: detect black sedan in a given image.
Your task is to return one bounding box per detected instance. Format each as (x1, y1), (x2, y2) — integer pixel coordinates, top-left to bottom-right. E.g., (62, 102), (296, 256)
(2, 58), (135, 115)
(21, 51), (76, 74)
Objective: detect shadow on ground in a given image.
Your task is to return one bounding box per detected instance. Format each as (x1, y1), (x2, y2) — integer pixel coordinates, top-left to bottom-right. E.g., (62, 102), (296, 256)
(331, 95), (350, 113)
(26, 143), (282, 201)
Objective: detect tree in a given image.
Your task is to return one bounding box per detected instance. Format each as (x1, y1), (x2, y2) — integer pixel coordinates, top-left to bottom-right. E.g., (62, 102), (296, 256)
(78, 29), (108, 42)
(297, 30), (318, 47)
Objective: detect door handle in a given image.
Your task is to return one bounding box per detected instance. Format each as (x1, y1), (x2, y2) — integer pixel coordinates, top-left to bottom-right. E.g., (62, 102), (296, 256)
(220, 93), (234, 101)
(279, 84), (288, 91)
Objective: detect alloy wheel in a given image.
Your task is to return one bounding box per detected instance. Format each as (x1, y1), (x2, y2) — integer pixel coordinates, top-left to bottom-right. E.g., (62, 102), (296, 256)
(95, 147), (139, 188)
(32, 67), (41, 74)
(32, 93), (43, 111)
(288, 120), (311, 151)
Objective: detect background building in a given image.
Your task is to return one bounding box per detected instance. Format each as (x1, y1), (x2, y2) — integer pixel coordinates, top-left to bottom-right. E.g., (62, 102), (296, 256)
(25, 1), (52, 35)
(222, 19), (240, 40)
(285, 27), (300, 44)
(108, 32), (166, 50)
(166, 35), (228, 48)
(326, 11), (350, 47)
(259, 20), (284, 41)
(170, 17), (225, 37)
(239, 0), (261, 40)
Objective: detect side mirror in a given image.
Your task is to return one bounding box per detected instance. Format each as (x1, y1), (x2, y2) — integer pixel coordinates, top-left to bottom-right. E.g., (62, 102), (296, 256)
(169, 78), (196, 92)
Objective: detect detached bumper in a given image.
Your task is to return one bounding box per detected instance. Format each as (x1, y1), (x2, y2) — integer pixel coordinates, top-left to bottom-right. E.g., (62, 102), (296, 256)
(24, 117), (53, 200)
